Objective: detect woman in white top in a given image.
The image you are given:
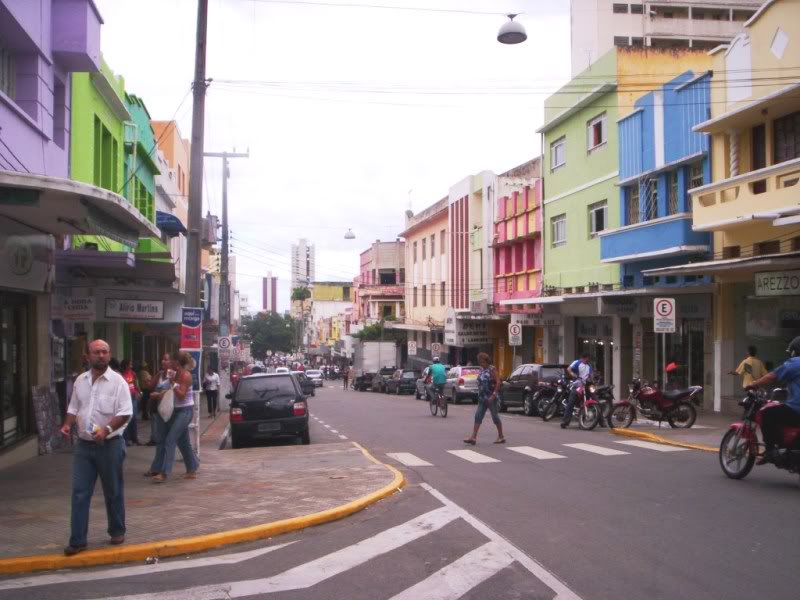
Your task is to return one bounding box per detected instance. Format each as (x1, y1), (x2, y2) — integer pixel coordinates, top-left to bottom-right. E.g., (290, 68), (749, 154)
(150, 351), (199, 483)
(203, 366), (221, 417)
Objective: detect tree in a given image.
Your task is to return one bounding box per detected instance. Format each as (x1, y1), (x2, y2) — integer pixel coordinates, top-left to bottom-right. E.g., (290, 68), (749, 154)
(351, 321), (406, 342)
(240, 312), (296, 358)
(291, 286), (311, 302)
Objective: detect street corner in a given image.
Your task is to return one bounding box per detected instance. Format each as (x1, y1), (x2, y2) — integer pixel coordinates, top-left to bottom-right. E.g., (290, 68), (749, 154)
(609, 426), (718, 453)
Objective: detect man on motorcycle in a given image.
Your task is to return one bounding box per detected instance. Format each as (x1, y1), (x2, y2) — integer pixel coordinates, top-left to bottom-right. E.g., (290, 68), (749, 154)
(428, 357), (447, 398)
(746, 336), (800, 464)
(561, 353), (593, 429)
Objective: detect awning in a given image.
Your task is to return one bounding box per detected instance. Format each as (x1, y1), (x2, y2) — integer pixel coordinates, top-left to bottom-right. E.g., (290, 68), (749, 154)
(642, 251), (800, 277)
(56, 249), (177, 283)
(0, 171), (160, 247)
(385, 322), (439, 332)
(156, 211), (187, 236)
(693, 82), (800, 135)
(500, 296), (564, 306)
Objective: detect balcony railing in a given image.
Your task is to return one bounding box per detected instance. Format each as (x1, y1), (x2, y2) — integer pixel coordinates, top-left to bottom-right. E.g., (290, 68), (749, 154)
(691, 158), (800, 230)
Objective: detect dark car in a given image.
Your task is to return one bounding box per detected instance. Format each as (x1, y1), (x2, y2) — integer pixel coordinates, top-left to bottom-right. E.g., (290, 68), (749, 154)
(497, 364), (567, 415)
(354, 371), (374, 392)
(228, 373), (310, 448)
(385, 369), (421, 395)
(372, 367), (396, 393)
(291, 371), (315, 396)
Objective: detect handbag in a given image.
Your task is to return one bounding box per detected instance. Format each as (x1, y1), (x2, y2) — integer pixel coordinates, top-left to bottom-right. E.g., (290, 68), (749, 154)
(158, 388), (175, 422)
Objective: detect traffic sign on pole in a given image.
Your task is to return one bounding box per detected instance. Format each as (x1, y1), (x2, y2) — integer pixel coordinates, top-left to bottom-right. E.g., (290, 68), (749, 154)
(408, 341), (417, 356)
(431, 342), (442, 357)
(653, 298), (676, 333)
(508, 323), (522, 346)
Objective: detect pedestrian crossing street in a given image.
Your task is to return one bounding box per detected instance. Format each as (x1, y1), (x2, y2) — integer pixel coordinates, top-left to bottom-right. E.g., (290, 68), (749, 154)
(387, 439), (687, 467)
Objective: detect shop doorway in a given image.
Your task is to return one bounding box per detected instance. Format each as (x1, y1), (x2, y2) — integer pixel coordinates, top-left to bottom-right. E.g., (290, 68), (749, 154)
(575, 318), (614, 386)
(646, 319), (705, 389)
(0, 293), (30, 448)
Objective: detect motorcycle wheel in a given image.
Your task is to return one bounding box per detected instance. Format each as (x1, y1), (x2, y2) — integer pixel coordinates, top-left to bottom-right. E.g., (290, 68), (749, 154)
(578, 405), (601, 431)
(667, 403), (697, 429)
(609, 404), (635, 429)
(542, 400), (559, 422)
(719, 429), (755, 480)
(440, 398), (448, 418)
(429, 394), (438, 416)
(523, 393), (537, 417)
(536, 394), (548, 415)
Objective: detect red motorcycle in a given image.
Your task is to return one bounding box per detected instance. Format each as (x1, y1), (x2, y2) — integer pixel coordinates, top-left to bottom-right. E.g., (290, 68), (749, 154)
(609, 378), (703, 429)
(543, 378), (604, 430)
(719, 388), (800, 481)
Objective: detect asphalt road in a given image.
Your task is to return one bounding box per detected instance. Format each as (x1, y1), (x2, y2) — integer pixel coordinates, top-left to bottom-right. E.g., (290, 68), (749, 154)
(2, 383), (798, 600)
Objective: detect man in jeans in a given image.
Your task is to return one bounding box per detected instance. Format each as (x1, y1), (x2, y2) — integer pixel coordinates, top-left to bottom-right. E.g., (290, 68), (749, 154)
(60, 340), (132, 556)
(561, 353), (593, 429)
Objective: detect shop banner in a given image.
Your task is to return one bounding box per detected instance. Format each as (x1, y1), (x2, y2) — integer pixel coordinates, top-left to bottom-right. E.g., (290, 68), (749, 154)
(60, 297), (96, 321)
(180, 307), (203, 350)
(105, 299), (164, 320)
(179, 349), (202, 391)
(755, 270), (800, 297)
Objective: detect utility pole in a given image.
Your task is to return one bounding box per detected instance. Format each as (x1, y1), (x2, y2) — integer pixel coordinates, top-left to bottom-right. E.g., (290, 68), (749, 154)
(204, 150), (249, 337)
(185, 0), (209, 308)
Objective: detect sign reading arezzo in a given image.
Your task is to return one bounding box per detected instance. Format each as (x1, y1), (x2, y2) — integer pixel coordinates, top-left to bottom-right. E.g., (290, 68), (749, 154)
(755, 270), (800, 297)
(104, 299), (164, 320)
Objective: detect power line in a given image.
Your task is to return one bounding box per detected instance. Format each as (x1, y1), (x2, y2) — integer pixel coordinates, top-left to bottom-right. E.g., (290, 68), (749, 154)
(0, 137), (31, 173)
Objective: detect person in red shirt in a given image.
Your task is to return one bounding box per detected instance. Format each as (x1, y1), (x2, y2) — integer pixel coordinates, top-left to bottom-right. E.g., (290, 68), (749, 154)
(120, 359), (141, 446)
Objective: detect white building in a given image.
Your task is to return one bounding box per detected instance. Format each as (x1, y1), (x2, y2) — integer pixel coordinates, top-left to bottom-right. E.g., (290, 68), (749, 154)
(291, 238), (316, 289)
(570, 0), (764, 75)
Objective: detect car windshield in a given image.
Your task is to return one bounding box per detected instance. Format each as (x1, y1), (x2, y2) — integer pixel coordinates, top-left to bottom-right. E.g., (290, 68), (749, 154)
(236, 376), (296, 401)
(540, 367), (563, 381)
(292, 372), (308, 380)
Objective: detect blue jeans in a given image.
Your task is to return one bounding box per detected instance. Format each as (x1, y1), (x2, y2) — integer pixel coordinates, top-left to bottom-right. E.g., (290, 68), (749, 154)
(561, 380), (582, 427)
(474, 396), (501, 426)
(153, 406), (199, 476)
(70, 437), (126, 547)
(124, 396), (139, 444)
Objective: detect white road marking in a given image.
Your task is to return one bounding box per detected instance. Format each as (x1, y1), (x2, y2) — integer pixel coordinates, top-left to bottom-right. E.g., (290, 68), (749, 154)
(338, 434), (348, 439)
(508, 446), (565, 460)
(96, 506), (460, 600)
(0, 542), (296, 591)
(563, 443), (630, 456)
(387, 541), (513, 600)
(387, 452), (433, 467)
(318, 420), (325, 424)
(324, 425), (331, 429)
(447, 449), (500, 464)
(330, 429), (338, 433)
(421, 483), (583, 600)
(615, 440), (688, 452)
(635, 418), (713, 430)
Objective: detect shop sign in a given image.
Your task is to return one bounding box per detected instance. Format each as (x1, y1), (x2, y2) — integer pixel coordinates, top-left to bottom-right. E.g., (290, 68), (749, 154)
(576, 318), (612, 338)
(755, 270), (800, 297)
(639, 294), (710, 320)
(654, 298), (676, 333)
(444, 308), (491, 347)
(780, 310), (800, 330)
(61, 297), (96, 321)
(180, 307), (203, 350)
(511, 313), (537, 327)
(598, 297), (638, 317)
(104, 298), (164, 320)
(530, 314), (562, 328)
(0, 226), (54, 293)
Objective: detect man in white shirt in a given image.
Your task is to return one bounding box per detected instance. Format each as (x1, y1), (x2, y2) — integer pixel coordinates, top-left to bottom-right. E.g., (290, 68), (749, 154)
(203, 366), (221, 417)
(60, 339), (132, 556)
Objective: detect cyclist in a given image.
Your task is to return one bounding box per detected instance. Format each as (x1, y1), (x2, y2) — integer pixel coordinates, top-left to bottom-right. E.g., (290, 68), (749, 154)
(427, 357), (448, 404)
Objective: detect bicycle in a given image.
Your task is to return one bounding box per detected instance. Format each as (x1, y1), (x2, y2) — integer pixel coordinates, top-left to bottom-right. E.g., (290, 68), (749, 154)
(429, 384), (448, 418)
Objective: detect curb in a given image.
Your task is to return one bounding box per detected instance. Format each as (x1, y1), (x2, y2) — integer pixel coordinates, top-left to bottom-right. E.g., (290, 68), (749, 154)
(610, 427), (718, 453)
(0, 442), (405, 575)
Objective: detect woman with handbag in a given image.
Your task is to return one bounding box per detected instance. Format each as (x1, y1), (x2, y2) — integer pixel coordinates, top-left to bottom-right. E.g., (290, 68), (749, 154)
(150, 351), (199, 483)
(144, 353), (172, 469)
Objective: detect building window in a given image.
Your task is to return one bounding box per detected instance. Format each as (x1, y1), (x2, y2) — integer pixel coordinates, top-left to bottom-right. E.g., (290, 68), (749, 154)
(413, 287), (418, 307)
(690, 163), (704, 189)
(668, 171), (679, 215)
(422, 285), (427, 307)
(551, 214), (566, 247)
(431, 284), (436, 306)
(440, 229), (446, 254)
(430, 233), (436, 257)
(626, 185), (640, 225)
(587, 113), (607, 151)
(614, 36), (629, 47)
(643, 179), (658, 221)
(613, 3), (629, 14)
(630, 4), (643, 14)
(631, 36), (644, 47)
(0, 40), (16, 99)
(441, 281), (446, 305)
(413, 241), (417, 263)
(588, 201), (607, 238)
(422, 238), (426, 261)
(773, 111), (800, 164)
(551, 137), (566, 170)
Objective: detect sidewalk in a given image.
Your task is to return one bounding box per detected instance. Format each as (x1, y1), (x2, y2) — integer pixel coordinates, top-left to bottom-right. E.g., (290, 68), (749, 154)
(609, 410), (732, 451)
(0, 414), (402, 574)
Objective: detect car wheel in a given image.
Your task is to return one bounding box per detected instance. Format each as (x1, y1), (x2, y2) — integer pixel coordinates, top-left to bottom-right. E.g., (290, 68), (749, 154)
(300, 428), (311, 445)
(498, 396), (508, 413)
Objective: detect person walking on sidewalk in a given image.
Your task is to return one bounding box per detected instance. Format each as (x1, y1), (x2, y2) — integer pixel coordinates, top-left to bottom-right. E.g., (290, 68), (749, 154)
(343, 365), (350, 390)
(59, 339), (132, 556)
(138, 362), (152, 421)
(730, 346), (767, 389)
(464, 353), (504, 445)
(121, 360), (141, 446)
(144, 353), (172, 448)
(203, 366), (220, 417)
(151, 351), (199, 483)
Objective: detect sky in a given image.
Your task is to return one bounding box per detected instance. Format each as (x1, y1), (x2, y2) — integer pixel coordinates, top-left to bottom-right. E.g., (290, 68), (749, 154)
(94, 0), (572, 313)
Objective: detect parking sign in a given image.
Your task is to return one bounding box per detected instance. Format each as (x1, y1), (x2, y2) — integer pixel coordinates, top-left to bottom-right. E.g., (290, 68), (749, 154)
(508, 323), (522, 346)
(654, 298), (676, 333)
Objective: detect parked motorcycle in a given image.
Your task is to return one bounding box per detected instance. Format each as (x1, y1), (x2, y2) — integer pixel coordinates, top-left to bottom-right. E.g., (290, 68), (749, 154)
(608, 378), (702, 429)
(540, 378), (569, 421)
(719, 388), (800, 481)
(543, 379), (603, 430)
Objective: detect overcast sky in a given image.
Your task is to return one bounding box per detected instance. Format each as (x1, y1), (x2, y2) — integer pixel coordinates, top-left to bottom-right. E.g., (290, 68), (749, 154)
(94, 0), (571, 313)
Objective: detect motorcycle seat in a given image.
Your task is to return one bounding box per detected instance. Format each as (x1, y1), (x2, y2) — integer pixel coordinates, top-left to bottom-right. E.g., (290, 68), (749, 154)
(662, 389), (692, 401)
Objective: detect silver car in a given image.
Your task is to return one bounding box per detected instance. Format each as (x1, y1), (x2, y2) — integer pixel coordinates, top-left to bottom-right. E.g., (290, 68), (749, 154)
(442, 366), (481, 404)
(306, 369), (324, 388)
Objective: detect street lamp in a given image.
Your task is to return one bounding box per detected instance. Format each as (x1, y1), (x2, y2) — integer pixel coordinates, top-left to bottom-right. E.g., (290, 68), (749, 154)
(497, 14), (527, 45)
(344, 228), (356, 240)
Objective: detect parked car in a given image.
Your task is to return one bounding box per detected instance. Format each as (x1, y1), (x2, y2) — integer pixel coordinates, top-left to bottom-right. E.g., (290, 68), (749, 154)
(497, 364), (568, 415)
(372, 367), (397, 393)
(442, 366), (481, 404)
(275, 367), (289, 374)
(228, 373), (310, 448)
(291, 371), (315, 396)
(415, 365), (452, 400)
(385, 369), (421, 395)
(306, 369), (324, 388)
(353, 371), (374, 392)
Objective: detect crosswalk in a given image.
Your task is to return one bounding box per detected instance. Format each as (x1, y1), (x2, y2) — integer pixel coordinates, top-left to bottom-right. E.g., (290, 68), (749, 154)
(387, 439), (687, 467)
(22, 485), (583, 600)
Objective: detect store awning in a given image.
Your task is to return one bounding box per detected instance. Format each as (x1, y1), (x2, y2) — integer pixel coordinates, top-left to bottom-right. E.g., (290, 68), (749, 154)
(385, 322), (436, 332)
(156, 211), (187, 236)
(500, 296), (564, 306)
(693, 82), (800, 135)
(56, 249), (177, 282)
(0, 171), (160, 247)
(642, 251), (800, 277)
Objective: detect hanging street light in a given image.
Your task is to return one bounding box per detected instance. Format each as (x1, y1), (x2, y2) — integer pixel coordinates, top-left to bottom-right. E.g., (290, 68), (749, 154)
(344, 228), (356, 240)
(497, 14), (527, 45)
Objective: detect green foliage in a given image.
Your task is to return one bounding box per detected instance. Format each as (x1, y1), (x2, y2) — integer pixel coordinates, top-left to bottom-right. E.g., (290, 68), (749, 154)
(291, 286), (311, 302)
(351, 321), (405, 342)
(241, 312), (296, 358)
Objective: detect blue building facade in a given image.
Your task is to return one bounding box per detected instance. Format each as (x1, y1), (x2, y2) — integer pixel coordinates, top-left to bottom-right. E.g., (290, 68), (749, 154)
(600, 71), (712, 288)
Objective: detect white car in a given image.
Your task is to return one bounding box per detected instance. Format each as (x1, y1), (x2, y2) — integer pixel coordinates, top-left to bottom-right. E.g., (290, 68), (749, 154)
(275, 367), (289, 374)
(306, 369), (324, 387)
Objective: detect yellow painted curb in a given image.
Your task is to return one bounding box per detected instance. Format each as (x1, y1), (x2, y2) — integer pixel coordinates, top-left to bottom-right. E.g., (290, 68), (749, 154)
(610, 427), (717, 453)
(0, 442), (405, 575)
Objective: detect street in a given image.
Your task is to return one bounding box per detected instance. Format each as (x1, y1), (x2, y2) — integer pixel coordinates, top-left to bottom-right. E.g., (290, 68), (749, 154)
(2, 384), (798, 600)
